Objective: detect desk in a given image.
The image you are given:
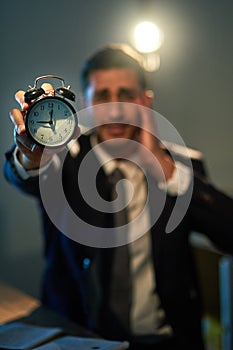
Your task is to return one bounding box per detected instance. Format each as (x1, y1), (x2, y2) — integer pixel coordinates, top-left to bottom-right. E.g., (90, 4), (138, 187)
(0, 283), (40, 325)
(0, 282), (129, 349)
(0, 282), (97, 338)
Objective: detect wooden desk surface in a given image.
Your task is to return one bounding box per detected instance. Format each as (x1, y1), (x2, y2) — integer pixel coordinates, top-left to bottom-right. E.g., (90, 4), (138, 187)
(0, 282), (98, 338)
(0, 282), (40, 324)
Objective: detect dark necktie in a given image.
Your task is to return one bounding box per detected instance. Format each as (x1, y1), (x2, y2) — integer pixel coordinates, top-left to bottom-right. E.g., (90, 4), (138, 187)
(108, 167), (131, 333)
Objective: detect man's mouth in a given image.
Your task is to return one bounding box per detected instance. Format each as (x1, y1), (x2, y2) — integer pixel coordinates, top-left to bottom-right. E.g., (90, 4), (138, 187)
(104, 123), (128, 136)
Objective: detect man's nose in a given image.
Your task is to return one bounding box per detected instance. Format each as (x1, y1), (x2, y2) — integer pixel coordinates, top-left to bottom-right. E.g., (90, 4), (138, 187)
(108, 101), (123, 120)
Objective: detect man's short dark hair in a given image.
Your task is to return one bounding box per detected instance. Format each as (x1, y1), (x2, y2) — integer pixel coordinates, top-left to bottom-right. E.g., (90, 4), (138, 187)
(80, 43), (147, 91)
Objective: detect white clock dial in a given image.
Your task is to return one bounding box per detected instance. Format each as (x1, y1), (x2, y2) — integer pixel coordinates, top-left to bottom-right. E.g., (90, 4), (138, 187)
(25, 96), (77, 148)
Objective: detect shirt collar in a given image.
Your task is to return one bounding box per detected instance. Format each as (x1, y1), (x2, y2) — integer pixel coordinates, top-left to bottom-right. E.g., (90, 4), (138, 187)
(90, 133), (141, 178)
(90, 134), (117, 174)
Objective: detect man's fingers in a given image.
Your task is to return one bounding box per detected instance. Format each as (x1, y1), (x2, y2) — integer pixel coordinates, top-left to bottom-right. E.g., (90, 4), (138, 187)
(15, 90), (29, 111)
(9, 108), (26, 135)
(15, 83), (55, 110)
(138, 106), (159, 150)
(41, 83), (55, 96)
(10, 108), (36, 151)
(139, 105), (157, 133)
(15, 90), (25, 105)
(14, 129), (37, 152)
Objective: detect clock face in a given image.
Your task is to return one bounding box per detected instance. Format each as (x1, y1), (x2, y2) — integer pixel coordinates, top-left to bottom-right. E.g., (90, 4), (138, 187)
(25, 96), (77, 148)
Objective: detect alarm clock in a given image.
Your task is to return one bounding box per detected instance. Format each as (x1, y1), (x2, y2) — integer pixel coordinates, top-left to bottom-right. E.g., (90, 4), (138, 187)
(24, 75), (78, 148)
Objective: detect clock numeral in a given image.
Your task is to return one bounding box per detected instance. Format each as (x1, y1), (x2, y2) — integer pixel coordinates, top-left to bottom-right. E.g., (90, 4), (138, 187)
(33, 111), (39, 116)
(59, 134), (62, 141)
(40, 105), (45, 111)
(40, 134), (44, 140)
(30, 120), (35, 124)
(48, 102), (54, 108)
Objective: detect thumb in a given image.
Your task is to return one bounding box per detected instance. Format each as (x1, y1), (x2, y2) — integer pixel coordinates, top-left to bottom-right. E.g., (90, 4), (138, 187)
(15, 90), (29, 111)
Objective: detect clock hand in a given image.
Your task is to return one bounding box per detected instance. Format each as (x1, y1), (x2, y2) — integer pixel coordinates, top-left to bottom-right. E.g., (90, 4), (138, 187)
(36, 110), (55, 126)
(49, 110), (57, 133)
(49, 109), (54, 125)
(36, 117), (57, 133)
(35, 123), (52, 129)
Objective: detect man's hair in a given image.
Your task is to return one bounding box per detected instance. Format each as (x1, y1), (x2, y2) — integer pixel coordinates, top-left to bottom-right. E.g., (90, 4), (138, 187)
(80, 43), (147, 91)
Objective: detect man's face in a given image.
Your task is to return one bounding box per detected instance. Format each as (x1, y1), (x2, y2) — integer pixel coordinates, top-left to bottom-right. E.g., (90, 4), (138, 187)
(84, 68), (148, 152)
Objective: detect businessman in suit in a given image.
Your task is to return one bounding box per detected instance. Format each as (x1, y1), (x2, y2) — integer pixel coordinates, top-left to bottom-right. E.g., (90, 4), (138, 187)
(4, 43), (233, 350)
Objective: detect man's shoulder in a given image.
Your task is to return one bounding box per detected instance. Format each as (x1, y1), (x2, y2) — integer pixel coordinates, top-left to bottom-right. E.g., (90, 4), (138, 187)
(162, 141), (207, 177)
(162, 140), (203, 161)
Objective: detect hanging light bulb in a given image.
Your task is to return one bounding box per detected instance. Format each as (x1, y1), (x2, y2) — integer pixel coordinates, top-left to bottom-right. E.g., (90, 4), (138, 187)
(132, 21), (164, 71)
(134, 21), (163, 53)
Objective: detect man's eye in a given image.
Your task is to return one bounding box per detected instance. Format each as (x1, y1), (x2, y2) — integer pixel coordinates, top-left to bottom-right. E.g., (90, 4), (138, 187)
(119, 90), (138, 101)
(94, 91), (110, 102)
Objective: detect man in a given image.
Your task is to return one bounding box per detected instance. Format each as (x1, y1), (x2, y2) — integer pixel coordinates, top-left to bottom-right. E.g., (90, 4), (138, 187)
(4, 43), (233, 350)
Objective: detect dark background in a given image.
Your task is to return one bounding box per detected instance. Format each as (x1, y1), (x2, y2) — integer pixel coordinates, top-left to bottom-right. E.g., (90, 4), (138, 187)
(1, 0), (233, 297)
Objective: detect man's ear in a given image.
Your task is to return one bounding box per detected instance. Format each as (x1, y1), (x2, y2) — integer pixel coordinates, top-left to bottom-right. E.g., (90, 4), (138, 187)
(144, 89), (155, 108)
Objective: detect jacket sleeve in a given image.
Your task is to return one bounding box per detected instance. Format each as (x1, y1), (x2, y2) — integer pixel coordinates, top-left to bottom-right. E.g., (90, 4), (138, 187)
(4, 145), (42, 197)
(189, 173), (233, 255)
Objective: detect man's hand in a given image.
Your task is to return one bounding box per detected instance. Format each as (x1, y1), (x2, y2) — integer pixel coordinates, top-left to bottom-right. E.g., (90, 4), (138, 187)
(10, 83), (56, 170)
(137, 105), (175, 182)
(9, 83), (79, 170)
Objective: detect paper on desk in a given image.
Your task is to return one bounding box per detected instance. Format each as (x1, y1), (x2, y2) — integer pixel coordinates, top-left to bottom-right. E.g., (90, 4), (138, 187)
(33, 335), (129, 350)
(0, 322), (62, 350)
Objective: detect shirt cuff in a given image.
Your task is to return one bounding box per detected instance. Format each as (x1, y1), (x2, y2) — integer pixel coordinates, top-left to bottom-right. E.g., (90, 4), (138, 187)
(158, 161), (191, 196)
(12, 147), (54, 180)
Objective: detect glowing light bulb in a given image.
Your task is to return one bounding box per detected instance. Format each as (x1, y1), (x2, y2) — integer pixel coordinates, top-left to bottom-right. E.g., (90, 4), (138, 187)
(134, 21), (163, 53)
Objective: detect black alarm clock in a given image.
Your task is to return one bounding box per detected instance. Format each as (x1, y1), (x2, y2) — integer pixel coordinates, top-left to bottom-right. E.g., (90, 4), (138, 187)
(24, 75), (78, 148)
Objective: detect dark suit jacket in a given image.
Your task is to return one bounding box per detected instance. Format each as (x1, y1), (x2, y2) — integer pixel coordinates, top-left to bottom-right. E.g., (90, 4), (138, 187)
(4, 134), (233, 350)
